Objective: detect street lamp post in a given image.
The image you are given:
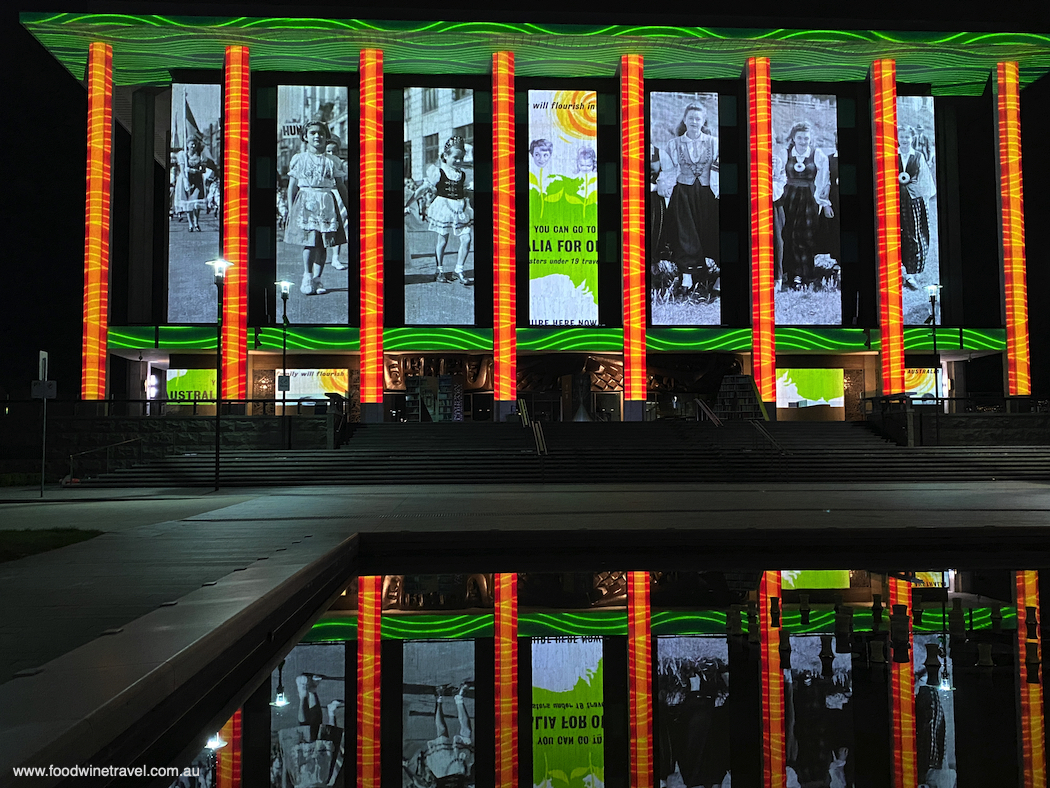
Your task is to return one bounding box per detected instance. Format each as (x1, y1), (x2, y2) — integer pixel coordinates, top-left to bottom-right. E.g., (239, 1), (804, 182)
(276, 281), (293, 449)
(925, 284), (943, 404)
(207, 259), (231, 491)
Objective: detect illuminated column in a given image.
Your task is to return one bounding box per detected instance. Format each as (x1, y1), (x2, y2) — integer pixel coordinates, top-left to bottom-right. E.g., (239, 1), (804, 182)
(627, 571), (653, 788)
(996, 63), (1031, 396)
(222, 45), (250, 399)
(621, 55), (646, 409)
(888, 576), (918, 788)
(1016, 571), (1045, 788)
(360, 50), (385, 412)
(495, 573), (518, 788)
(357, 575), (382, 788)
(747, 57), (775, 403)
(216, 709), (242, 788)
(493, 52), (517, 406)
(81, 42), (113, 400)
(871, 60), (905, 395)
(759, 570), (786, 786)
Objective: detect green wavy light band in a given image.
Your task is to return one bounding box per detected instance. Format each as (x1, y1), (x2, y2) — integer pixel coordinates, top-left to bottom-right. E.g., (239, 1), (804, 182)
(383, 613), (495, 639)
(776, 327), (870, 352)
(903, 327), (1006, 352)
(518, 328), (624, 352)
(652, 610), (728, 635)
(303, 618), (358, 642)
(22, 14), (1049, 95)
(519, 610), (628, 637)
(384, 328), (494, 351)
(647, 328), (751, 352)
(256, 326), (361, 350)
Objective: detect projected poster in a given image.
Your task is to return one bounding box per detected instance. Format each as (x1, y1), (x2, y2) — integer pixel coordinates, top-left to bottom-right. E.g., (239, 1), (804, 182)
(782, 570), (851, 589)
(273, 368), (349, 399)
(277, 85), (350, 325)
(167, 84), (222, 323)
(402, 641), (476, 788)
(772, 93), (841, 325)
(775, 368), (845, 408)
(914, 633), (958, 783)
(270, 642), (346, 788)
(528, 90), (599, 326)
(165, 369), (216, 401)
(403, 88), (475, 325)
(532, 637), (604, 788)
(785, 636), (854, 787)
(656, 637), (730, 787)
(897, 96), (941, 325)
(649, 91), (720, 326)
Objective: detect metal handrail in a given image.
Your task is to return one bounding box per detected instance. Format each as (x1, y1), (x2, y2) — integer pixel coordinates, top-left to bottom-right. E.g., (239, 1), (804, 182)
(750, 419), (787, 455)
(531, 421), (548, 455)
(69, 437), (141, 459)
(517, 397), (531, 428)
(694, 398), (723, 427)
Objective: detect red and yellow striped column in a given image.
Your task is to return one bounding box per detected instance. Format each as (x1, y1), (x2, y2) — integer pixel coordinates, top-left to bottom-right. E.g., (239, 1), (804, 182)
(996, 62), (1031, 396)
(357, 575), (382, 788)
(871, 60), (905, 395)
(1016, 571), (1045, 788)
(222, 45), (250, 399)
(627, 571), (653, 788)
(621, 55), (646, 404)
(360, 50), (385, 405)
(216, 709), (242, 788)
(889, 576), (918, 788)
(493, 52), (517, 405)
(495, 572), (518, 788)
(759, 570), (786, 786)
(747, 57), (775, 403)
(81, 42), (113, 400)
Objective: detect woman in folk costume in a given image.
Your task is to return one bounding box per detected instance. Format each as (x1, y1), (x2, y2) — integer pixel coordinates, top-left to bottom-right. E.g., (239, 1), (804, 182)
(780, 121), (833, 290)
(898, 125), (935, 291)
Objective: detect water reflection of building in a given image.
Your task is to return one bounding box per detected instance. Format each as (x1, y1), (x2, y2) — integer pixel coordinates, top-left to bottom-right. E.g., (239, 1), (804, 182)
(404, 87), (474, 183)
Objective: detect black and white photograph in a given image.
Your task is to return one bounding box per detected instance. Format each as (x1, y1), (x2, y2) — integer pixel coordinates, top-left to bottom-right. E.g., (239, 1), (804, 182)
(897, 96), (941, 325)
(912, 634), (958, 787)
(403, 87), (476, 325)
(656, 636), (730, 788)
(167, 83), (221, 323)
(270, 643), (346, 788)
(772, 93), (841, 325)
(649, 92), (720, 326)
(783, 635), (854, 788)
(277, 85), (350, 325)
(401, 640), (476, 788)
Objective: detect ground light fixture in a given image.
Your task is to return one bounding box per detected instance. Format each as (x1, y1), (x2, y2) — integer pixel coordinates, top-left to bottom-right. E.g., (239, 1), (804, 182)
(270, 660), (290, 707)
(205, 732), (227, 750)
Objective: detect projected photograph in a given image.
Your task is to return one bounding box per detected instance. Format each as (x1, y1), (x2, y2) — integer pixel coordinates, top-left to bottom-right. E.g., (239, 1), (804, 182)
(775, 368), (845, 409)
(897, 96), (941, 325)
(272, 368), (350, 399)
(402, 640), (476, 788)
(403, 88), (476, 325)
(784, 635), (854, 787)
(656, 637), (730, 788)
(167, 84), (221, 323)
(277, 85), (350, 325)
(649, 91), (720, 326)
(532, 637), (604, 788)
(528, 89), (599, 326)
(270, 642), (346, 788)
(772, 93), (841, 325)
(913, 633), (959, 785)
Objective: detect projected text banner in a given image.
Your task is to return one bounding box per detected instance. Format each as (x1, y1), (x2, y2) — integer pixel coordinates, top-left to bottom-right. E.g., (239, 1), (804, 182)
(650, 91), (720, 326)
(277, 85), (350, 325)
(772, 93), (841, 325)
(528, 90), (599, 326)
(167, 83), (221, 323)
(532, 637), (604, 788)
(897, 96), (941, 325)
(403, 88), (476, 325)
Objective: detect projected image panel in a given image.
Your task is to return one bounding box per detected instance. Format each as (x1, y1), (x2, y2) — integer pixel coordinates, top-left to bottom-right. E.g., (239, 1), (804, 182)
(772, 93), (841, 325)
(649, 92), (720, 326)
(403, 88), (476, 325)
(167, 84), (221, 323)
(656, 637), (730, 787)
(897, 96), (941, 325)
(775, 368), (844, 409)
(785, 635), (854, 786)
(277, 85), (350, 324)
(528, 90), (599, 327)
(532, 637), (604, 788)
(914, 633), (959, 783)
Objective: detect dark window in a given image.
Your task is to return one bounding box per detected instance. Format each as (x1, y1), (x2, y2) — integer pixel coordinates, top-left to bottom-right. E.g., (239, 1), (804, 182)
(424, 133), (440, 168)
(453, 123), (474, 150)
(422, 88), (438, 113)
(452, 87), (472, 102)
(404, 141), (412, 177)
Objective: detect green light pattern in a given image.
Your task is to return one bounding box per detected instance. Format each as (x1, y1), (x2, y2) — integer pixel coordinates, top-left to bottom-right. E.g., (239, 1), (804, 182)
(302, 617), (358, 642)
(776, 327), (870, 352)
(108, 327), (156, 349)
(383, 613), (494, 639)
(255, 326), (361, 350)
(960, 328), (1007, 350)
(108, 325), (218, 350)
(519, 610), (627, 636)
(652, 610), (727, 635)
(902, 327), (1007, 352)
(518, 328), (624, 352)
(647, 328), (751, 352)
(385, 327), (493, 351)
(21, 14), (1050, 95)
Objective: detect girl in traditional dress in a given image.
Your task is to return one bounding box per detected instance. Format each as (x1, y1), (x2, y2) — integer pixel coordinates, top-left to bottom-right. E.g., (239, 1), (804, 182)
(656, 103), (720, 300)
(406, 136), (474, 285)
(898, 125), (934, 291)
(285, 121), (349, 296)
(174, 137), (216, 233)
(780, 121), (833, 290)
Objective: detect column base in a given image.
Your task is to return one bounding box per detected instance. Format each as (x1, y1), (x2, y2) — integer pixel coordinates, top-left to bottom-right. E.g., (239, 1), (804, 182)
(623, 400), (645, 422)
(494, 400), (519, 423)
(361, 402), (384, 423)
